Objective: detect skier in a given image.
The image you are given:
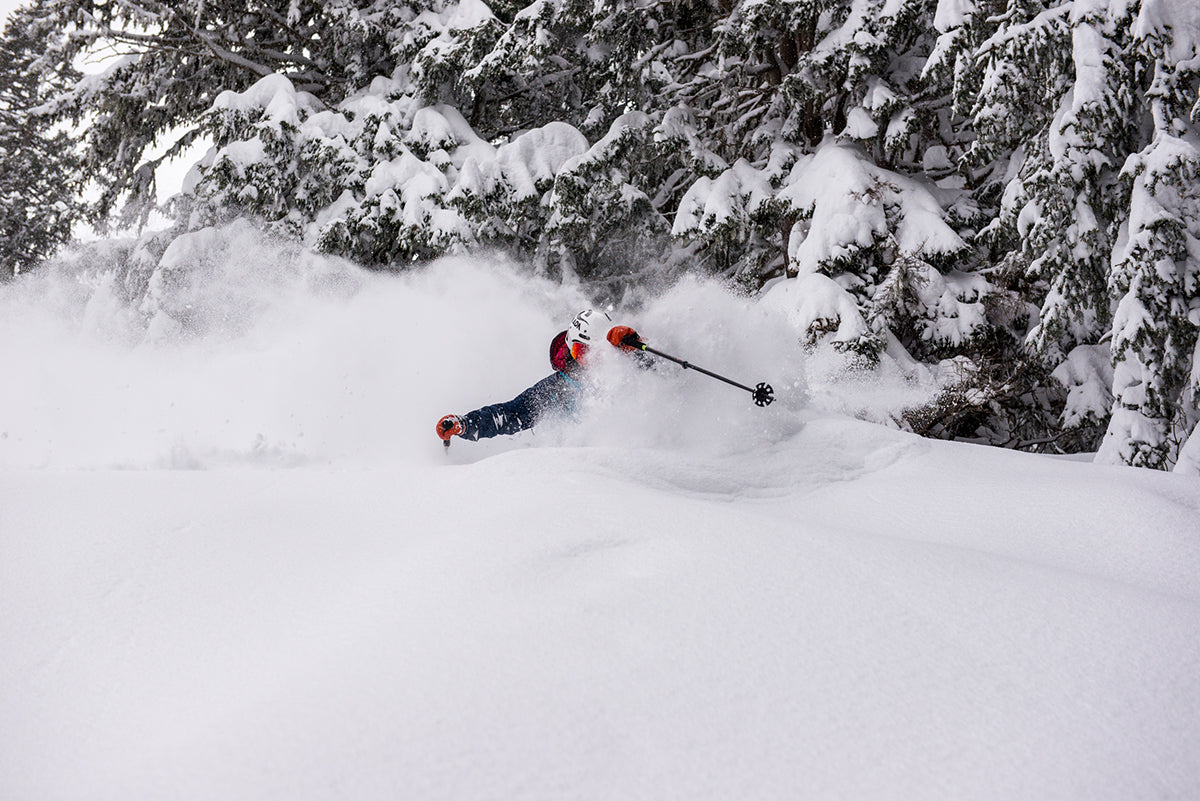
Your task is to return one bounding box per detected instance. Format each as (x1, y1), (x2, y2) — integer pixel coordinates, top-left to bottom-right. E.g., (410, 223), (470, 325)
(436, 309), (643, 444)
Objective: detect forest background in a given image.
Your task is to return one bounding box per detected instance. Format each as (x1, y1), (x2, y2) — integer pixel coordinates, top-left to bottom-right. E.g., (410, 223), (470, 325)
(2, 0), (1198, 471)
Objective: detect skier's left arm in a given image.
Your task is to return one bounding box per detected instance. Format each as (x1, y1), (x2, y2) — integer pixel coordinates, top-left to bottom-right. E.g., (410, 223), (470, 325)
(607, 325), (642, 351)
(607, 325), (654, 367)
(437, 372), (575, 442)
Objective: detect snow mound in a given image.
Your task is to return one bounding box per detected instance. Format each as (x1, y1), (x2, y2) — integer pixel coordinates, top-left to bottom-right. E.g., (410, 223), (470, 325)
(0, 225), (961, 469)
(3, 225), (1200, 801)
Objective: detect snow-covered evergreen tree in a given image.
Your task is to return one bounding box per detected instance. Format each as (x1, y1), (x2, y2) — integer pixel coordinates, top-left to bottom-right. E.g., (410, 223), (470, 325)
(663, 0), (967, 283)
(0, 6), (83, 278)
(1098, 0), (1200, 469)
(1022, 1), (1134, 364)
(18, 0), (432, 227)
(11, 0), (1200, 466)
(939, 0), (1199, 460)
(543, 112), (673, 287)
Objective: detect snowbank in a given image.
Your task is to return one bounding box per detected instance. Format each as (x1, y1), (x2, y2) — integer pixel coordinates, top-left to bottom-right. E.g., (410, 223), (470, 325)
(3, 230), (1199, 800)
(3, 418), (1199, 801)
(0, 225), (944, 469)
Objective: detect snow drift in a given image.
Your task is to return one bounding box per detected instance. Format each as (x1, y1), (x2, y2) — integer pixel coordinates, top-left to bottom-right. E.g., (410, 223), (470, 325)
(0, 222), (945, 470)
(2, 227), (1199, 801)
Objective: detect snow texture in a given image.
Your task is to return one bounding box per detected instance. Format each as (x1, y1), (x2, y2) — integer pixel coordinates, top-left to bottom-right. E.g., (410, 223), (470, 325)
(1053, 343), (1115, 427)
(2, 229), (1200, 801)
(933, 0), (976, 32)
(1135, 0), (1200, 61)
(1176, 423), (1200, 475)
(761, 271), (870, 347)
(778, 142), (966, 276)
(672, 158), (774, 239)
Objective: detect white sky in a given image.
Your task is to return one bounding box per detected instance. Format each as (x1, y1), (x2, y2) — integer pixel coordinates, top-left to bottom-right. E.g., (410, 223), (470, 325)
(1, 0), (21, 27)
(1, 0), (206, 209)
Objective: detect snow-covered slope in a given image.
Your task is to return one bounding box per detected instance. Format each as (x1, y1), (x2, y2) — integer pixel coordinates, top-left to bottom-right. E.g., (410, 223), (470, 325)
(3, 234), (1199, 800)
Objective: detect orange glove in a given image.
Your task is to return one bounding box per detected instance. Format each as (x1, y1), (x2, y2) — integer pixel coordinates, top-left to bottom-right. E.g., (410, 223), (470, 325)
(607, 325), (643, 351)
(436, 414), (464, 441)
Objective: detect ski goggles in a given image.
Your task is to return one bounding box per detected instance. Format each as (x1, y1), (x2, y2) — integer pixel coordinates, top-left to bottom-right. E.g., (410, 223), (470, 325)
(570, 341), (589, 361)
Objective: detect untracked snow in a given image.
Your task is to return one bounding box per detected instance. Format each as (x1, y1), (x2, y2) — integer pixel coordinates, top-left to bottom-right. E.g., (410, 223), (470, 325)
(2, 233), (1199, 800)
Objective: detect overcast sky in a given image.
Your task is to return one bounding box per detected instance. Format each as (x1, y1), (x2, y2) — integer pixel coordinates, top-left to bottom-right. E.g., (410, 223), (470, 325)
(1, 0), (20, 27)
(1, 0), (204, 206)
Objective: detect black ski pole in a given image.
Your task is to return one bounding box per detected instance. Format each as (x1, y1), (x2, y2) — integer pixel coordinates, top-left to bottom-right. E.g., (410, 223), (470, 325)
(629, 339), (775, 407)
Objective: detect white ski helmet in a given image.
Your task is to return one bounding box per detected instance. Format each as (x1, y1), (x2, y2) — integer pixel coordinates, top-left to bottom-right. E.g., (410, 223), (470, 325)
(565, 308), (612, 357)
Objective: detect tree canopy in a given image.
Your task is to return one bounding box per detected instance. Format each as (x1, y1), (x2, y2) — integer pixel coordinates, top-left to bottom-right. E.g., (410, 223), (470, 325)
(2, 0), (1199, 469)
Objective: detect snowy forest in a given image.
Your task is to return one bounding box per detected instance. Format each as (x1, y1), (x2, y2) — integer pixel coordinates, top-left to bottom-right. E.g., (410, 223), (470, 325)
(2, 0), (1199, 471)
